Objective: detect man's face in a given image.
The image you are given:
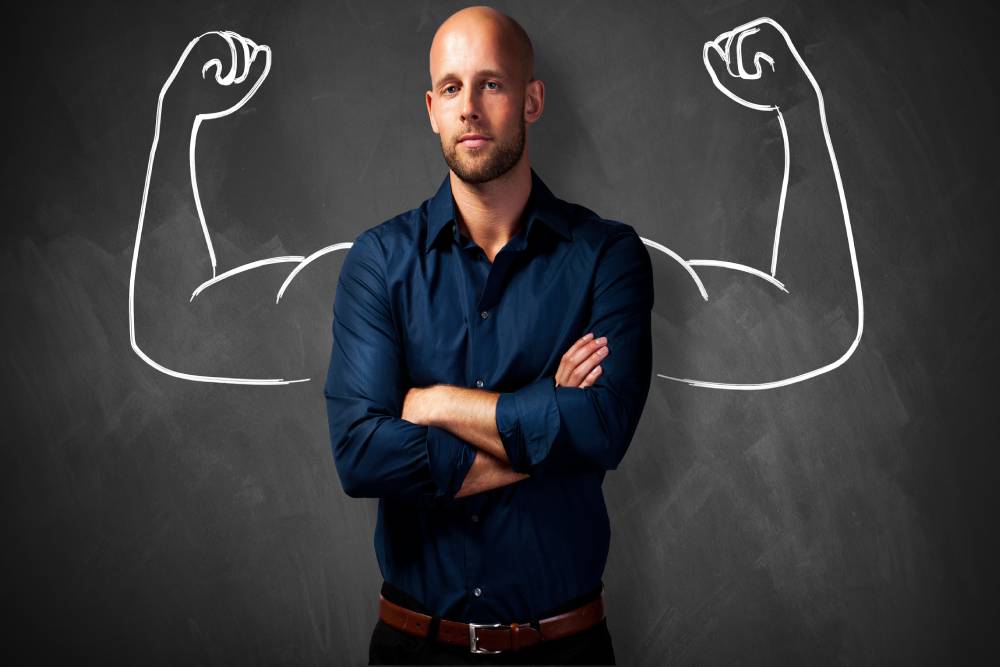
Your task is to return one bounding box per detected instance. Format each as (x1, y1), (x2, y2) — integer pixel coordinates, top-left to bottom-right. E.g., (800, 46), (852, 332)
(426, 23), (529, 184)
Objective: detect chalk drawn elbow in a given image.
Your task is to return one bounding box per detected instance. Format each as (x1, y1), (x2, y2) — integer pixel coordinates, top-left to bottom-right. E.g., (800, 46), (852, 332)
(640, 237), (708, 301)
(275, 242), (353, 304)
(127, 276), (310, 385)
(656, 321), (863, 391)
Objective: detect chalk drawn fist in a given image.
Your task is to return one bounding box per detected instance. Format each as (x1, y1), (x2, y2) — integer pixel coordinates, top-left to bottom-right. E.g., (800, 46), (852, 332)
(164, 30), (272, 119)
(703, 18), (815, 112)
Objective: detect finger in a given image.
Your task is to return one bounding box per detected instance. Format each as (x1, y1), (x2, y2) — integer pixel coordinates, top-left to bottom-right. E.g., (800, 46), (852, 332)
(246, 43), (272, 91)
(200, 31), (237, 84)
(556, 333), (604, 386)
(225, 31), (255, 84)
(555, 331), (594, 387)
(224, 31), (251, 84)
(224, 30), (259, 51)
(562, 332), (595, 359)
(199, 32), (225, 82)
(564, 335), (606, 369)
(735, 28), (758, 78)
(218, 31), (239, 84)
(735, 27), (774, 80)
(702, 38), (729, 86)
(579, 365), (602, 389)
(754, 51), (775, 76)
(559, 332), (596, 370)
(707, 29), (734, 73)
(568, 345), (609, 386)
(722, 32), (740, 78)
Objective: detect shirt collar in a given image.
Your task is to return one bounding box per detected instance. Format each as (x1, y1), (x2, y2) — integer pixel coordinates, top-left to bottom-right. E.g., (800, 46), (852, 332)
(424, 167), (573, 253)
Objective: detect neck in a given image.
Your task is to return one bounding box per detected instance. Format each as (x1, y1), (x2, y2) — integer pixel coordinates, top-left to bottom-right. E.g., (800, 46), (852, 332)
(450, 155), (532, 261)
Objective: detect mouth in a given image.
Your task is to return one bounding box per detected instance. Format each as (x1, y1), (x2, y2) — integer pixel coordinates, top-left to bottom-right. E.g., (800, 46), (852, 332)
(458, 134), (492, 148)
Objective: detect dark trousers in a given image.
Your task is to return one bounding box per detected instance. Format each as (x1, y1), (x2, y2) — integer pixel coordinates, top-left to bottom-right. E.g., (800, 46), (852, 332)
(369, 582), (616, 665)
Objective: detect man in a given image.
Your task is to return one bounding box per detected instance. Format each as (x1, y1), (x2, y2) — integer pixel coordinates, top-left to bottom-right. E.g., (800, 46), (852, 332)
(324, 5), (652, 665)
(127, 3), (858, 663)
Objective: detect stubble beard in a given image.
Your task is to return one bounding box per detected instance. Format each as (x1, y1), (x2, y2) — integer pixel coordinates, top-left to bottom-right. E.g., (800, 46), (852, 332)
(441, 116), (526, 185)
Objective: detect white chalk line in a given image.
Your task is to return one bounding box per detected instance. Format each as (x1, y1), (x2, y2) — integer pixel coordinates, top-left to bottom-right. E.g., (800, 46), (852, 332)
(657, 17), (863, 390)
(191, 256), (304, 302)
(640, 236), (709, 301)
(276, 242), (353, 303)
(131, 19), (862, 391)
(686, 259), (788, 293)
(129, 31), (311, 385)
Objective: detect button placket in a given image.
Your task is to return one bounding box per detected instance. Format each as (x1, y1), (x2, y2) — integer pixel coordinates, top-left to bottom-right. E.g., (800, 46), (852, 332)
(472, 273), (496, 391)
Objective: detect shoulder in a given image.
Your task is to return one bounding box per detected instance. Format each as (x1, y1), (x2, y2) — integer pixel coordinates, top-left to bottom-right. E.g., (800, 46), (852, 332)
(558, 198), (645, 256)
(556, 200), (651, 296)
(350, 200), (430, 260)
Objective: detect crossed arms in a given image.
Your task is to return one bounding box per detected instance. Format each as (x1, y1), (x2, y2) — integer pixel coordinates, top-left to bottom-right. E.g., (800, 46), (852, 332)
(323, 229), (653, 505)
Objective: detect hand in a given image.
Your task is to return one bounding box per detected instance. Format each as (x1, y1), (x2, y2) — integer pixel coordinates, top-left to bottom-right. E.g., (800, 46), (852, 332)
(702, 17), (814, 112)
(555, 332), (608, 389)
(163, 30), (272, 120)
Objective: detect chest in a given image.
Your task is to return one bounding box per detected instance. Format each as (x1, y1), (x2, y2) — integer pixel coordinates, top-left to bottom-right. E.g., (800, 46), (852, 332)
(391, 244), (593, 391)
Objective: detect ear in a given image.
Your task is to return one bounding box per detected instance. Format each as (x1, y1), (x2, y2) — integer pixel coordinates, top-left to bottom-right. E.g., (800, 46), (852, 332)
(523, 79), (544, 125)
(425, 90), (440, 135)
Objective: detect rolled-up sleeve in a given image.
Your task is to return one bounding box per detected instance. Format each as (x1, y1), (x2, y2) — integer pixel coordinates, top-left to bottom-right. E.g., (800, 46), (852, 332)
(495, 227), (653, 473)
(325, 231), (476, 505)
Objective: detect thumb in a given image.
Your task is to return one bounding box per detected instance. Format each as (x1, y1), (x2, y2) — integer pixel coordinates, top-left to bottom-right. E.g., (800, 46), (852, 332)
(244, 43), (272, 91)
(702, 38), (730, 89)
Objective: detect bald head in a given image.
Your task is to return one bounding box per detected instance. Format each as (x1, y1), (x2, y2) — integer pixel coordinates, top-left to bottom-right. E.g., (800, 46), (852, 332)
(424, 5), (544, 184)
(429, 5), (534, 86)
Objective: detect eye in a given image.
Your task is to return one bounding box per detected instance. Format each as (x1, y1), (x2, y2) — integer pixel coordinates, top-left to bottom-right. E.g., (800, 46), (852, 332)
(484, 81), (500, 90)
(443, 85), (458, 94)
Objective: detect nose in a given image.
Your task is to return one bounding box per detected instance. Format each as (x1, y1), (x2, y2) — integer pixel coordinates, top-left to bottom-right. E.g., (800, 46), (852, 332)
(460, 87), (480, 122)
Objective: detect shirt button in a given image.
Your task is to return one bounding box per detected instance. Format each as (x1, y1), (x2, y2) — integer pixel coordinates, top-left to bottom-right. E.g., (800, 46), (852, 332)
(473, 587), (482, 597)
(475, 379), (484, 388)
(480, 310), (489, 319)
(470, 514), (479, 523)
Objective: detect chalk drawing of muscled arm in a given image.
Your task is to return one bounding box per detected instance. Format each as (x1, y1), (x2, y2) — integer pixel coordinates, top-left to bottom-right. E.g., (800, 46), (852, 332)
(129, 31), (350, 385)
(643, 17), (863, 390)
(131, 20), (861, 390)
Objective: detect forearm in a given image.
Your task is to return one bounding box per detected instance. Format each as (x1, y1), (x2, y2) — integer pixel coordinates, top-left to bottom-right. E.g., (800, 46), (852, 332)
(409, 384), (510, 463)
(768, 101), (855, 296)
(327, 394), (478, 505)
(135, 115), (212, 298)
(454, 449), (530, 498)
(407, 373), (645, 476)
(393, 383), (529, 499)
(496, 363), (649, 475)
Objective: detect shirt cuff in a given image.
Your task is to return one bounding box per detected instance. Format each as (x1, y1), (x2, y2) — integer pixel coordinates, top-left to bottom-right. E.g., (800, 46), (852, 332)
(495, 376), (560, 473)
(425, 426), (476, 503)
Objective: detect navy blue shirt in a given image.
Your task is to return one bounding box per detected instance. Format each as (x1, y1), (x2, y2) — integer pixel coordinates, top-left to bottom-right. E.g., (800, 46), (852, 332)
(324, 168), (653, 624)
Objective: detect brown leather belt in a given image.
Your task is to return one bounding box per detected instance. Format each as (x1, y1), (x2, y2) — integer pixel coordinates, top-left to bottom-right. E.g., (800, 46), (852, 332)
(378, 589), (605, 654)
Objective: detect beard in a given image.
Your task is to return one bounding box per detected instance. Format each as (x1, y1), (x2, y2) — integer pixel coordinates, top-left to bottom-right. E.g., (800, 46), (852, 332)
(441, 116), (526, 184)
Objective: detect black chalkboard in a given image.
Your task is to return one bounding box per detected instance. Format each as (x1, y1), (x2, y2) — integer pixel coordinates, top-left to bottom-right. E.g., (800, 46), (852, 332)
(4, 1), (997, 664)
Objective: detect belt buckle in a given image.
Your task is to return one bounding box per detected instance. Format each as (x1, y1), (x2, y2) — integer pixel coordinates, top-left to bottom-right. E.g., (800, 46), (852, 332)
(468, 622), (505, 654)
